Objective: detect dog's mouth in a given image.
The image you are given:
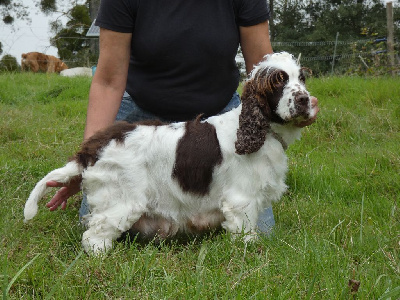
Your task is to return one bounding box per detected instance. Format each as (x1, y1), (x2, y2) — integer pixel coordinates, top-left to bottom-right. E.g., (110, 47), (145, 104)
(292, 106), (312, 121)
(277, 91), (313, 123)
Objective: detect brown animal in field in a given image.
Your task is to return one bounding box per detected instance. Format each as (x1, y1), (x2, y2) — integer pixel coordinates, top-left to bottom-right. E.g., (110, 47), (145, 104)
(21, 52), (68, 73)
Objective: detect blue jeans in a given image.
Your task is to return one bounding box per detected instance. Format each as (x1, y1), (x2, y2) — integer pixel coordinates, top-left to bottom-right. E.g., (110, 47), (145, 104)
(80, 92), (275, 233)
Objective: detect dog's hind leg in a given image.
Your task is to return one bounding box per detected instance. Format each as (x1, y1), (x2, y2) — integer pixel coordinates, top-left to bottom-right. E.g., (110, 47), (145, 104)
(82, 208), (145, 254)
(82, 191), (147, 254)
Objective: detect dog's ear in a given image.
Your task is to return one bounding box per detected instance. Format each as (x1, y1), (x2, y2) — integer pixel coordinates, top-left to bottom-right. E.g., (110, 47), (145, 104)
(235, 93), (270, 155)
(235, 67), (289, 155)
(235, 71), (272, 155)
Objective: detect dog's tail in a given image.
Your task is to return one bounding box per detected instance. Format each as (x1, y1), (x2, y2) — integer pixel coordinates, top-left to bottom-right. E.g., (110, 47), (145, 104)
(24, 161), (82, 222)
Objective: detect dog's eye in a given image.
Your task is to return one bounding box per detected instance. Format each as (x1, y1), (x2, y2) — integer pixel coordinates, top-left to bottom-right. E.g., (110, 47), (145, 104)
(299, 67), (312, 83)
(272, 70), (288, 86)
(263, 69), (289, 92)
(278, 71), (289, 83)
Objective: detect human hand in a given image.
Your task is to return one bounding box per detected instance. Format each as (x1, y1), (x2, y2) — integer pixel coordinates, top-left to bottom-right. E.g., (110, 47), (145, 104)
(45, 176), (82, 211)
(295, 96), (319, 127)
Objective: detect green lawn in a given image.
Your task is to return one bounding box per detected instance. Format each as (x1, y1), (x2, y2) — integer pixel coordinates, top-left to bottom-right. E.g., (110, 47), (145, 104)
(1, 73), (399, 299)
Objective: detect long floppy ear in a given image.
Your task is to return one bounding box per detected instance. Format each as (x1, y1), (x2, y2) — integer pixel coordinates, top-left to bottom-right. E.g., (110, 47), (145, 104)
(235, 92), (270, 155)
(235, 67), (288, 155)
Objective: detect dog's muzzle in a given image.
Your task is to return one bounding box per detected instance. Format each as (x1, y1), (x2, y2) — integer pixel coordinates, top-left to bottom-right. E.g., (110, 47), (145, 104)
(294, 92), (311, 118)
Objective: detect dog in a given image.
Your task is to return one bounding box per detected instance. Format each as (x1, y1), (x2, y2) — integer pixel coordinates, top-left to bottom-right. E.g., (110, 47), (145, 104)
(21, 52), (68, 73)
(24, 52), (318, 254)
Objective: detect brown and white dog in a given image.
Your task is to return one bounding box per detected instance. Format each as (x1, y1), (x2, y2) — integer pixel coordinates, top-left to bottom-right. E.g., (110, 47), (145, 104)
(21, 52), (68, 73)
(24, 52), (317, 254)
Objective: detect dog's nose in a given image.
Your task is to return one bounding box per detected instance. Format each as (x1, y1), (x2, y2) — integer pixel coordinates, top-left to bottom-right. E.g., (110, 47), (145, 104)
(295, 94), (309, 106)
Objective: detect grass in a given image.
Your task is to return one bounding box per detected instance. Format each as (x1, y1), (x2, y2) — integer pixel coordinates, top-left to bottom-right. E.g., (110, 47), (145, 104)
(0, 73), (399, 299)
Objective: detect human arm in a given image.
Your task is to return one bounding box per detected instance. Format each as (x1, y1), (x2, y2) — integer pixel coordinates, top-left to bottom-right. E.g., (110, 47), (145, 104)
(84, 28), (132, 139)
(239, 20), (273, 75)
(46, 28), (132, 210)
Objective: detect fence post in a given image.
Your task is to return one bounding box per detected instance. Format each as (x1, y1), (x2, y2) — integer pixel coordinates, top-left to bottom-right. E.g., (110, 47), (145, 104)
(386, 1), (395, 76)
(331, 32), (339, 75)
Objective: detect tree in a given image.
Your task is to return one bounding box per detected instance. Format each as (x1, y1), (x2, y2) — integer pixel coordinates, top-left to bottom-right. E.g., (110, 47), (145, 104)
(0, 54), (19, 72)
(50, 2), (97, 67)
(88, 0), (100, 20)
(2, 0), (398, 75)
(1, 0), (98, 66)
(51, 5), (95, 67)
(0, 0), (29, 25)
(88, 0), (100, 55)
(271, 0), (399, 75)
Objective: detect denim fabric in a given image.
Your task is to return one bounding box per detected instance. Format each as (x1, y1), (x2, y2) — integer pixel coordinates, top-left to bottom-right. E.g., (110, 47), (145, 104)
(79, 91), (275, 234)
(257, 207), (275, 234)
(120, 91), (241, 123)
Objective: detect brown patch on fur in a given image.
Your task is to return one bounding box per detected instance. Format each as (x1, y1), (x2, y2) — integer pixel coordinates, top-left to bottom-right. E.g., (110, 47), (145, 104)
(186, 210), (224, 234)
(172, 115), (223, 195)
(21, 52), (68, 73)
(235, 68), (288, 155)
(120, 213), (224, 245)
(235, 94), (270, 155)
(129, 214), (178, 239)
(74, 120), (165, 168)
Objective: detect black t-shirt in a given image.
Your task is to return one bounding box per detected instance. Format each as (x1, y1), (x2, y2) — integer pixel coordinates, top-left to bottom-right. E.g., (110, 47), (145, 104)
(96, 0), (270, 121)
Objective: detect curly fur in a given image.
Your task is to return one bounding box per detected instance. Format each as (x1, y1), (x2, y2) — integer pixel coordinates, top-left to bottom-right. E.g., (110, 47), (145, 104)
(24, 52), (318, 254)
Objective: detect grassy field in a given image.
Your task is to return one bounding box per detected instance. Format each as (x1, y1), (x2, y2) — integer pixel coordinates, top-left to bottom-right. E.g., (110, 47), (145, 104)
(0, 73), (399, 299)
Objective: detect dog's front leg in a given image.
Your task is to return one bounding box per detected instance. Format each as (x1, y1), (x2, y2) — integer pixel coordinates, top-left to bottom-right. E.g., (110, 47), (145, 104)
(221, 195), (259, 242)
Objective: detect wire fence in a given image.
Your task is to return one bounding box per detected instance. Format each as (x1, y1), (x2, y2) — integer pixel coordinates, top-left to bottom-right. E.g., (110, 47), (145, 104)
(270, 38), (400, 76)
(1, 37), (399, 76)
(235, 37), (400, 77)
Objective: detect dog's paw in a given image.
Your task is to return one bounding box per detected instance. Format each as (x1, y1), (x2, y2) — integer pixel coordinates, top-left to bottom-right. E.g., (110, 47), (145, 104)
(226, 230), (258, 243)
(243, 231), (258, 243)
(82, 232), (112, 255)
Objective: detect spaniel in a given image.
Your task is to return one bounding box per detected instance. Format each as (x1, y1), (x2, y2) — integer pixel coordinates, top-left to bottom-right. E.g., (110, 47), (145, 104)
(21, 52), (68, 73)
(24, 52), (318, 254)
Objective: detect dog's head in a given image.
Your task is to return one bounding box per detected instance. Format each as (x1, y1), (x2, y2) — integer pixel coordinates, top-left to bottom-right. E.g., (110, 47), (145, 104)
(247, 52), (315, 123)
(236, 52), (316, 155)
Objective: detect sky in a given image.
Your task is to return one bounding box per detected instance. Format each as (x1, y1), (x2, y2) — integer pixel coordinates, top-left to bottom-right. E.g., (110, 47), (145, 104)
(0, 8), (63, 61)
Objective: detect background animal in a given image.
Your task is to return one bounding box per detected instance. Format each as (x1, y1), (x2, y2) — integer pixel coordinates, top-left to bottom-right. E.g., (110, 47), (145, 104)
(60, 67), (92, 77)
(21, 52), (68, 73)
(24, 52), (318, 254)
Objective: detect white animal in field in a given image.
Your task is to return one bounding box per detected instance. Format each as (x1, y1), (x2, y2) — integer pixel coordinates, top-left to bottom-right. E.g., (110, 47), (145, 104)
(60, 67), (92, 77)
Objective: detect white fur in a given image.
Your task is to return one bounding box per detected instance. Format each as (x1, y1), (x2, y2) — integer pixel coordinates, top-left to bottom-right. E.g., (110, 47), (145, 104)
(250, 52), (314, 122)
(24, 52), (316, 254)
(60, 67), (92, 77)
(24, 161), (83, 221)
